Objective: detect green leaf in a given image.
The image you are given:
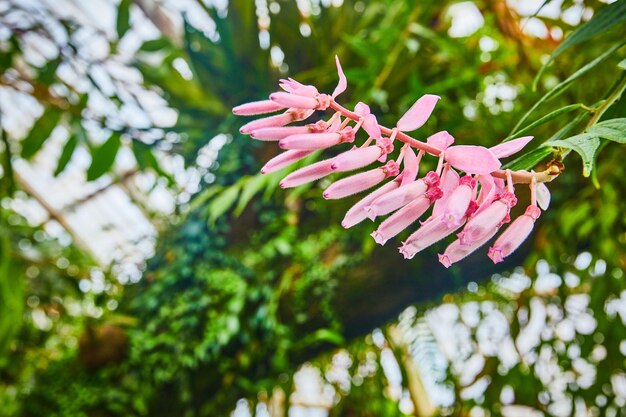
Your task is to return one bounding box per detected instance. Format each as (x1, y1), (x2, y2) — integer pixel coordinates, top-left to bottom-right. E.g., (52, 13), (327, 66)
(54, 132), (78, 176)
(86, 132), (121, 181)
(139, 38), (172, 52)
(20, 107), (62, 159)
(619, 58), (626, 70)
(502, 146), (553, 171)
(544, 133), (601, 177)
(508, 103), (586, 139)
(208, 184), (241, 225)
(515, 43), (622, 133)
(534, 0), (626, 86)
(116, 0), (132, 39)
(234, 174), (267, 217)
(37, 56), (61, 85)
(592, 118), (626, 143)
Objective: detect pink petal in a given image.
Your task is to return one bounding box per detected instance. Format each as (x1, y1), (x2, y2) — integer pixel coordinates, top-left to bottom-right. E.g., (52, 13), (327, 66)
(331, 146), (382, 172)
(488, 205), (540, 263)
(331, 55), (348, 99)
(536, 183), (550, 210)
(354, 102), (371, 116)
(445, 145), (501, 175)
(426, 131), (455, 150)
(233, 99), (286, 116)
(280, 158), (336, 188)
(342, 180), (400, 228)
(362, 114), (381, 139)
(270, 92), (319, 109)
(366, 171), (438, 219)
(489, 136), (534, 158)
(279, 132), (341, 150)
(432, 167), (460, 217)
(261, 150), (313, 174)
(250, 126), (311, 141)
(457, 192), (517, 245)
(396, 94), (441, 132)
(398, 215), (463, 259)
(441, 176), (476, 228)
(475, 174), (496, 208)
(400, 147), (421, 186)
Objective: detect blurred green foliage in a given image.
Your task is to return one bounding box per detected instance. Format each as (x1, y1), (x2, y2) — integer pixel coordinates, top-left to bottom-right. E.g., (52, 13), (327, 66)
(1, 0), (625, 416)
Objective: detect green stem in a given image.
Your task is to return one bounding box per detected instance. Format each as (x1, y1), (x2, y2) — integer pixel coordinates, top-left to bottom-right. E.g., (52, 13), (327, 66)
(586, 73), (626, 129)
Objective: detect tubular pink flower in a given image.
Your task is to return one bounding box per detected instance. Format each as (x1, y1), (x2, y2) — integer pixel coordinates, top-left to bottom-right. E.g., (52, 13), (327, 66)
(398, 215), (463, 259)
(280, 158), (336, 188)
(270, 92), (319, 109)
(438, 227), (499, 268)
(371, 186), (443, 245)
(489, 136), (533, 158)
(365, 171), (439, 220)
(279, 126), (355, 150)
(279, 78), (318, 96)
(233, 99), (286, 116)
(341, 180), (401, 228)
(239, 109), (314, 134)
(260, 150), (313, 174)
(399, 147), (421, 186)
(488, 205), (541, 263)
(323, 161), (399, 199)
(250, 126), (312, 141)
(441, 176), (477, 228)
(332, 138), (393, 172)
(457, 191), (517, 246)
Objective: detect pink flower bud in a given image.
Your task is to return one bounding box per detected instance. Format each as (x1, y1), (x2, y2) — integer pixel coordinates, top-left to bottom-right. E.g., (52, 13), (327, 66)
(280, 158), (336, 188)
(250, 126), (312, 141)
(438, 226), (499, 268)
(341, 180), (401, 228)
(398, 215), (462, 259)
(279, 78), (318, 96)
(279, 132), (341, 150)
(488, 205), (541, 263)
(270, 92), (319, 109)
(331, 146), (383, 172)
(457, 191), (517, 245)
(240, 113), (294, 134)
(260, 150), (313, 174)
(323, 161), (399, 199)
(365, 171), (439, 220)
(233, 99), (286, 116)
(432, 167), (460, 217)
(441, 176), (477, 228)
(371, 186), (442, 245)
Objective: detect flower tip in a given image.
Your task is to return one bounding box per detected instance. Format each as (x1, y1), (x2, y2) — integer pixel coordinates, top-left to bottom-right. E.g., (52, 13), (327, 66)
(278, 140), (287, 149)
(341, 220), (350, 229)
(487, 247), (504, 264)
(323, 191), (330, 199)
(363, 206), (377, 221)
(330, 163), (338, 170)
(260, 168), (268, 174)
(239, 126), (249, 134)
(279, 181), (287, 188)
(438, 254), (452, 268)
(371, 231), (387, 246)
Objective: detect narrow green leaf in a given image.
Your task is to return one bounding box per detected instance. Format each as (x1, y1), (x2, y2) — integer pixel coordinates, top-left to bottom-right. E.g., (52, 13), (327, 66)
(619, 58), (626, 70)
(502, 146), (553, 171)
(86, 132), (121, 181)
(515, 43), (623, 134)
(54, 132), (78, 176)
(139, 38), (171, 52)
(534, 0), (626, 87)
(234, 174), (267, 217)
(21, 107), (62, 159)
(116, 0), (132, 39)
(208, 185), (241, 225)
(544, 134), (601, 177)
(508, 103), (585, 140)
(586, 125), (626, 143)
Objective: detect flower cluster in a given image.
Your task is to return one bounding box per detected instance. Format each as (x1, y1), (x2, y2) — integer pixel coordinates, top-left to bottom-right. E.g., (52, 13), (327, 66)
(233, 57), (553, 267)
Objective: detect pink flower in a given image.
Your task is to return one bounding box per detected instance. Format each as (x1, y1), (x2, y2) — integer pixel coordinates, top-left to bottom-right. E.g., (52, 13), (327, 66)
(441, 176), (477, 228)
(488, 205), (541, 263)
(331, 138), (393, 172)
(371, 186), (442, 245)
(431, 166), (460, 217)
(398, 215), (463, 259)
(279, 127), (355, 150)
(399, 147), (421, 186)
(426, 131), (455, 150)
(240, 109), (314, 134)
(250, 126), (312, 141)
(438, 226), (499, 268)
(341, 179), (401, 228)
(323, 161), (399, 199)
(232, 99), (286, 116)
(260, 150), (313, 174)
(280, 158), (336, 188)
(365, 171), (439, 220)
(457, 191), (517, 245)
(489, 136), (534, 158)
(445, 145), (501, 175)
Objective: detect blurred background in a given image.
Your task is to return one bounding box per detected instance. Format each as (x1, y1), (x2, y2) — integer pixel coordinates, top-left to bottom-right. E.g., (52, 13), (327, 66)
(0, 0), (625, 416)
